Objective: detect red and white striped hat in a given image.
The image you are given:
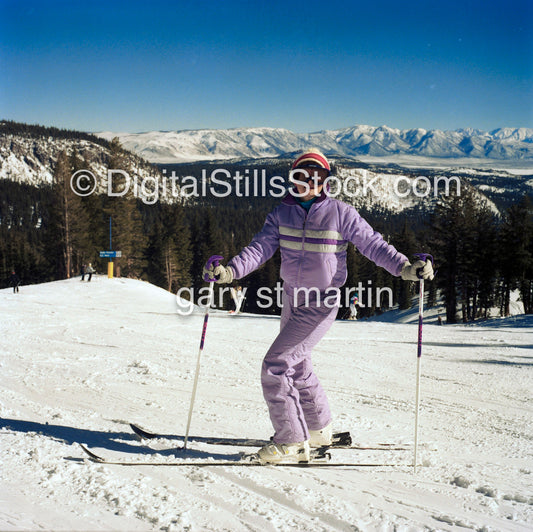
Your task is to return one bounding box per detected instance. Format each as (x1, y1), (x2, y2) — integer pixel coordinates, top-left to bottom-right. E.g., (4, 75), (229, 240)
(291, 149), (330, 172)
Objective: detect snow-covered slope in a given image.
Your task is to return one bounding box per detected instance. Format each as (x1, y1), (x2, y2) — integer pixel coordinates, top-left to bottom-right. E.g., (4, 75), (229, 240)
(96, 125), (533, 163)
(0, 135), (104, 186)
(0, 132), (158, 188)
(1, 277), (532, 530)
(332, 166), (502, 214)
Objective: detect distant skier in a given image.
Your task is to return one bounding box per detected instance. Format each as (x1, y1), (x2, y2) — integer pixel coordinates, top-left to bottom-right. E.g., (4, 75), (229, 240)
(230, 285), (245, 314)
(203, 149), (434, 464)
(86, 263), (95, 282)
(81, 264), (86, 281)
(349, 294), (360, 320)
(10, 270), (20, 293)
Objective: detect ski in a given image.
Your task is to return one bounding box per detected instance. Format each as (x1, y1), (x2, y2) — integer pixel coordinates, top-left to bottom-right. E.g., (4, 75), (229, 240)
(130, 422), (272, 447)
(79, 444), (398, 468)
(129, 424), (411, 451)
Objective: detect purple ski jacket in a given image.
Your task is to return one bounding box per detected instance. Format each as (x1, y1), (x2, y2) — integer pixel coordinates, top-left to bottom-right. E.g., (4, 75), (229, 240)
(228, 191), (408, 300)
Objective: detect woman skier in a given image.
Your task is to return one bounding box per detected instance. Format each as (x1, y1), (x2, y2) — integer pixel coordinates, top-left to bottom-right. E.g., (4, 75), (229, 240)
(203, 149), (434, 463)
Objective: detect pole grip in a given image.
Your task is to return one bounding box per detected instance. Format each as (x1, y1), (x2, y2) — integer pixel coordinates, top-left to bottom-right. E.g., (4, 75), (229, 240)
(203, 255), (225, 282)
(413, 253), (434, 280)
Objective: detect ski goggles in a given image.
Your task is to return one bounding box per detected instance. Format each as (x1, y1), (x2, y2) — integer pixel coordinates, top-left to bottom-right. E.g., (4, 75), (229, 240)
(292, 165), (330, 183)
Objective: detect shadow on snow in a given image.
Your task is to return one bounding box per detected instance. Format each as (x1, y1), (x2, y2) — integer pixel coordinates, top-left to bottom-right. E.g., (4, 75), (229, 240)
(0, 418), (244, 461)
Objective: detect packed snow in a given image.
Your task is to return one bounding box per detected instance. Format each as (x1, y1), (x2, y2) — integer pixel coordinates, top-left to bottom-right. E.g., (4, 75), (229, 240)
(1, 277), (532, 531)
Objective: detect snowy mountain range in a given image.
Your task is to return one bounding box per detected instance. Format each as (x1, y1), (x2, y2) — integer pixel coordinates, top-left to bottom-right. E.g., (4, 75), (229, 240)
(1, 121), (532, 217)
(96, 125), (533, 163)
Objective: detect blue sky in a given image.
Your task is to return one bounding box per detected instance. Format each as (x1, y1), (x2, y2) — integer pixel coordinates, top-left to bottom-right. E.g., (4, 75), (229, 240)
(1, 0), (532, 133)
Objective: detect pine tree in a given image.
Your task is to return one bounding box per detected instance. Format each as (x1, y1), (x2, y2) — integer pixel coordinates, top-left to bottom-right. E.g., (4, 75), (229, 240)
(68, 151), (97, 275)
(48, 150), (92, 278)
(500, 195), (533, 315)
(102, 138), (147, 278)
(189, 207), (226, 291)
(146, 204), (192, 292)
(471, 204), (499, 319)
(430, 189), (464, 323)
(432, 185), (501, 322)
(393, 219), (418, 310)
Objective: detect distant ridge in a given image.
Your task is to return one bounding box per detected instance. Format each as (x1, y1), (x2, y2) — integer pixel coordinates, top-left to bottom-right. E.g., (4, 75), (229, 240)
(96, 125), (533, 163)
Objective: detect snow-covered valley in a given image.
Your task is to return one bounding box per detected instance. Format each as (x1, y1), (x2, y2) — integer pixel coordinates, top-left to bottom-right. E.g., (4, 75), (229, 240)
(1, 277), (532, 531)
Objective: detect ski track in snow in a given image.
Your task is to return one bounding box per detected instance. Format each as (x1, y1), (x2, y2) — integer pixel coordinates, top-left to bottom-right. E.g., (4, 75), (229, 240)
(1, 277), (532, 531)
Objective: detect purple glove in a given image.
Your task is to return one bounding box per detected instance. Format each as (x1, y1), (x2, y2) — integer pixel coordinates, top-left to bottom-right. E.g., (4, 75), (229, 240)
(202, 255), (234, 284)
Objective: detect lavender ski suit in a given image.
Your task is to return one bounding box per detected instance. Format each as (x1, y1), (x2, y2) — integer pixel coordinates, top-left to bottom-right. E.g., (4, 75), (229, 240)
(228, 191), (408, 443)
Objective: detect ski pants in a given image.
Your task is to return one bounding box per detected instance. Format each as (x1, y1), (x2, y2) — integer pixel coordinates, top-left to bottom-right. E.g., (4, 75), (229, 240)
(261, 291), (338, 444)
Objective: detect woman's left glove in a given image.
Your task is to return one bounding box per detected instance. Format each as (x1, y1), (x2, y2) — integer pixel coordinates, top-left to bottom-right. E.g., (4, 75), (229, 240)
(400, 259), (434, 281)
(203, 262), (234, 284)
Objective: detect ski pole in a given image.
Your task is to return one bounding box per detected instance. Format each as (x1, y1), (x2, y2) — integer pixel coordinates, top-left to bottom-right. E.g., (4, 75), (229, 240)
(412, 253), (433, 473)
(183, 255), (223, 450)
